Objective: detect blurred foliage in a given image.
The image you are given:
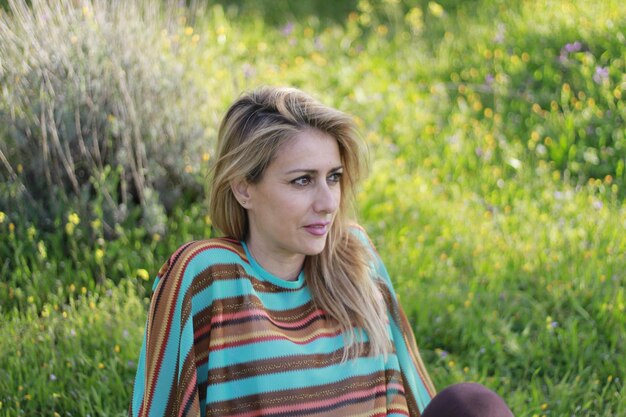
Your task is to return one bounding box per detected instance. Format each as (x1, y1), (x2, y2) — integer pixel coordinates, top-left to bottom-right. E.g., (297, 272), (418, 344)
(214, 0), (358, 25)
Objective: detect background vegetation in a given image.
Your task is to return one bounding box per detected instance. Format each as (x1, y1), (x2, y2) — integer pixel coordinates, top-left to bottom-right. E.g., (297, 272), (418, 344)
(0, 0), (624, 415)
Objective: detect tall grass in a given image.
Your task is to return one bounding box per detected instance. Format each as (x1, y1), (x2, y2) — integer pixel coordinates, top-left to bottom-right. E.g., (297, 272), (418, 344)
(1, 0), (624, 415)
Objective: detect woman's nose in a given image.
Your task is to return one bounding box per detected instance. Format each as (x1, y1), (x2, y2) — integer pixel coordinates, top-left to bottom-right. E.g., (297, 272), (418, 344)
(313, 183), (339, 214)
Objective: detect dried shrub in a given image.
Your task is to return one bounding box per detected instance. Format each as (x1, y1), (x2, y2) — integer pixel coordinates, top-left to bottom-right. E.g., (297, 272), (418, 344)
(0, 0), (208, 234)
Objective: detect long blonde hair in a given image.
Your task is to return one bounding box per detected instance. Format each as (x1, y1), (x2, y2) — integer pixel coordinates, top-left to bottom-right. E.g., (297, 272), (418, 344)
(209, 86), (390, 359)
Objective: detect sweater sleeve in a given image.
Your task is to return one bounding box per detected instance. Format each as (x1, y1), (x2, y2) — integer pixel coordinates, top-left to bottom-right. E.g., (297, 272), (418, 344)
(129, 242), (203, 417)
(354, 228), (437, 414)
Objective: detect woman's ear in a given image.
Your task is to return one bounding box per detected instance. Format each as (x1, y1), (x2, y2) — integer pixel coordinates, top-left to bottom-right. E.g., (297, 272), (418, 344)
(230, 179), (252, 208)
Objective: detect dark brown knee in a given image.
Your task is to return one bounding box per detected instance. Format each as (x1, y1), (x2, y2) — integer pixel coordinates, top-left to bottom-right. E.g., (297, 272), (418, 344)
(421, 383), (514, 417)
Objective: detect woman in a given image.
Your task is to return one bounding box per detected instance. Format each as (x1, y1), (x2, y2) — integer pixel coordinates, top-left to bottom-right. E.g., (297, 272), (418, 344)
(129, 87), (514, 417)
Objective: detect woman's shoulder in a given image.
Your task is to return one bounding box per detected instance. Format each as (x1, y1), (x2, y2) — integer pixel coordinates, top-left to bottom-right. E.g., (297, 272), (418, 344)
(168, 236), (245, 263)
(347, 223), (379, 256)
(154, 237), (247, 284)
(346, 223), (393, 285)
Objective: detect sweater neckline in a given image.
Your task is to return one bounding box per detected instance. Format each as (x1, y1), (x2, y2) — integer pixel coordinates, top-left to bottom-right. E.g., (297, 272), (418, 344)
(241, 241), (305, 289)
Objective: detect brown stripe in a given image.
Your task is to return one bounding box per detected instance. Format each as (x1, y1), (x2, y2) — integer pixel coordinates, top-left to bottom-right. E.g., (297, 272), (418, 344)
(204, 372), (403, 417)
(193, 293), (318, 328)
(207, 347), (347, 383)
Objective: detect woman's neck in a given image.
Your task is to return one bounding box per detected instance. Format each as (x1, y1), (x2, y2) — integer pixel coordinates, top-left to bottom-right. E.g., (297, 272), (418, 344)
(246, 239), (304, 281)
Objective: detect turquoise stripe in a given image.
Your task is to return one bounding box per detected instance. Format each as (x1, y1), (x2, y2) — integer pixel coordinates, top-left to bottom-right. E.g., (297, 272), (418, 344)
(205, 355), (389, 402)
(389, 318), (431, 411)
(192, 278), (311, 313)
(200, 246), (249, 265)
(147, 299), (182, 415)
(130, 326), (148, 417)
(253, 286), (312, 310)
(178, 317), (195, 374)
(191, 278), (312, 313)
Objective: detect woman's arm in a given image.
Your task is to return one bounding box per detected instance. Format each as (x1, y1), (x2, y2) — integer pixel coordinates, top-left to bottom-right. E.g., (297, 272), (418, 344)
(129, 242), (203, 417)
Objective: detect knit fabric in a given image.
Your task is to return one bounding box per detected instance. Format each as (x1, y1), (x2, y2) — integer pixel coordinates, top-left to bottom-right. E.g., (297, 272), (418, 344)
(129, 232), (435, 417)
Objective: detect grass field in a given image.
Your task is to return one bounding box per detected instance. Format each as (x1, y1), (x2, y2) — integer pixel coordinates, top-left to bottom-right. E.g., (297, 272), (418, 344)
(1, 0), (625, 415)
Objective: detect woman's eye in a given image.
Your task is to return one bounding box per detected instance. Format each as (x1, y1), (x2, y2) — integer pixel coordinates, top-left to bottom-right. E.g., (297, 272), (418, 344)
(328, 172), (342, 184)
(292, 176), (311, 186)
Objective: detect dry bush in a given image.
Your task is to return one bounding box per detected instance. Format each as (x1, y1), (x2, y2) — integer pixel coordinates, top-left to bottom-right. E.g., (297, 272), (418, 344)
(0, 0), (208, 234)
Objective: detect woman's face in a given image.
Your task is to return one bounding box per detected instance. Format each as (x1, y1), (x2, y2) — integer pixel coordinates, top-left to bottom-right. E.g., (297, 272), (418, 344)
(241, 128), (342, 276)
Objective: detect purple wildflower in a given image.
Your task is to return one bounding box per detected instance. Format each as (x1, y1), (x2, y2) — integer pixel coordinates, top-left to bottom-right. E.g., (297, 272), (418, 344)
(493, 23), (505, 44)
(559, 41), (583, 64)
(242, 63), (256, 79)
(593, 66), (609, 84)
(314, 37), (323, 50)
(50, 373), (57, 381)
(550, 321), (559, 329)
(485, 73), (494, 85)
(439, 350), (449, 359)
(281, 22), (294, 36)
(564, 41), (582, 53)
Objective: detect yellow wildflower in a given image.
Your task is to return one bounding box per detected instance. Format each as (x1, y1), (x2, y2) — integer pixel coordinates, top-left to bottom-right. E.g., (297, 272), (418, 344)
(428, 1), (444, 17)
(95, 248), (105, 262)
(38, 241), (47, 259)
(91, 218), (102, 230)
(68, 212), (80, 225)
(137, 268), (150, 281)
(0, 211), (5, 223)
(405, 7), (424, 34)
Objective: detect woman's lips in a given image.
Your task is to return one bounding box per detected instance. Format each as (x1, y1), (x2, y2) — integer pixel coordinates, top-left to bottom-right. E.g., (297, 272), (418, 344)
(303, 222), (330, 236)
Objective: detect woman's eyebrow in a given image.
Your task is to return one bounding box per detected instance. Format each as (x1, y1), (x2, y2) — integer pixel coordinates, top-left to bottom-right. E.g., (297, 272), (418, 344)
(285, 165), (343, 175)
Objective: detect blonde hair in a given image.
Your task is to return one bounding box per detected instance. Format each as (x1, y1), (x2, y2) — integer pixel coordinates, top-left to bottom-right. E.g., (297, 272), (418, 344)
(209, 86), (390, 359)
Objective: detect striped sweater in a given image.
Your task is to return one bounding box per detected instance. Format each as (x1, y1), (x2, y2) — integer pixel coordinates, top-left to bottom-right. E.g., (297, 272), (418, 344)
(129, 234), (436, 417)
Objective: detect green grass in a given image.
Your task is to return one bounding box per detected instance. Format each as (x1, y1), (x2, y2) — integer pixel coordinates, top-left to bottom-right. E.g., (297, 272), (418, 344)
(1, 0), (625, 415)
